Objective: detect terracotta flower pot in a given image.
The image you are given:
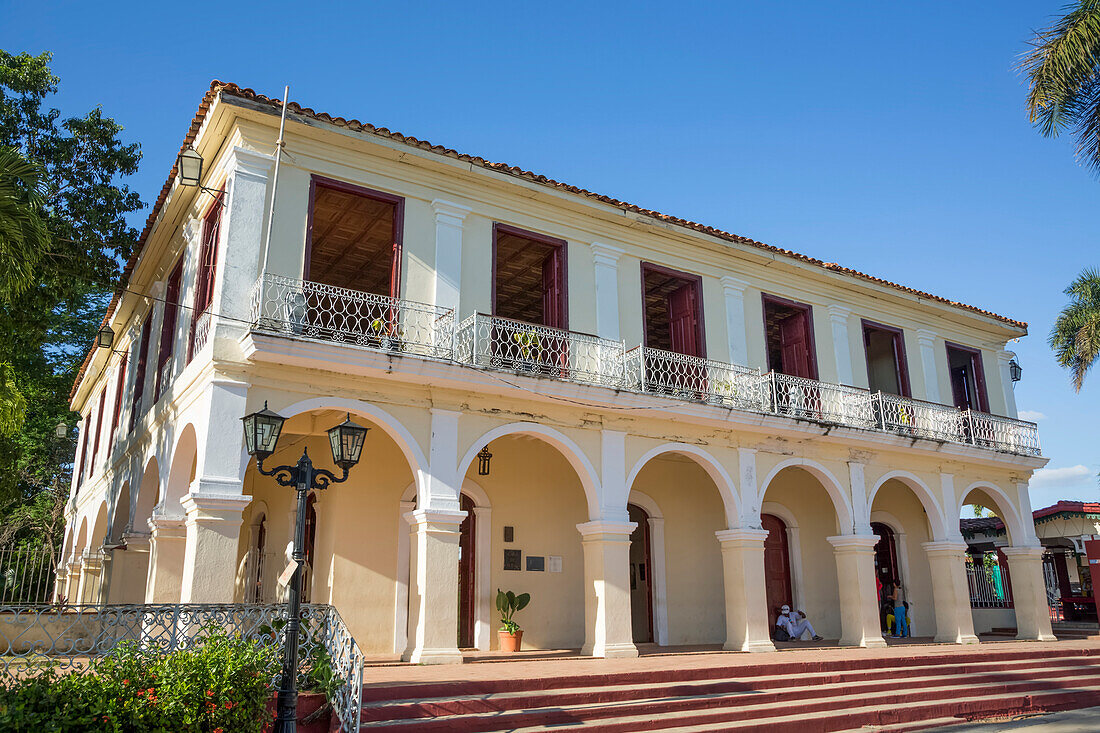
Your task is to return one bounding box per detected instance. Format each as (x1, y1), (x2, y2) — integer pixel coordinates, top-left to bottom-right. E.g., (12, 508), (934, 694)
(499, 629), (523, 652)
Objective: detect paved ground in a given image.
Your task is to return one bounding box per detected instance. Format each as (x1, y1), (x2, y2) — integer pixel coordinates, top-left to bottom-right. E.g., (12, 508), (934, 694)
(929, 706), (1100, 731)
(361, 638), (1100, 687)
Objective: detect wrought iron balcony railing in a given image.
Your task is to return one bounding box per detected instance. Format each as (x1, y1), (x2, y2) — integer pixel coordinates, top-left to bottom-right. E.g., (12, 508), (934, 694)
(250, 273), (455, 360)
(454, 313), (626, 388)
(244, 274), (1039, 457)
(625, 346), (767, 411)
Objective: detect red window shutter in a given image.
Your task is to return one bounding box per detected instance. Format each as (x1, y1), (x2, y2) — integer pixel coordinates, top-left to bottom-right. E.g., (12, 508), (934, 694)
(91, 391), (105, 469)
(541, 249), (564, 329)
(155, 259), (185, 400)
(76, 417), (90, 492)
(779, 312), (814, 379)
(189, 194), (223, 361)
(389, 240), (403, 300)
(109, 359), (127, 441)
(129, 316), (153, 433)
(668, 282), (699, 357)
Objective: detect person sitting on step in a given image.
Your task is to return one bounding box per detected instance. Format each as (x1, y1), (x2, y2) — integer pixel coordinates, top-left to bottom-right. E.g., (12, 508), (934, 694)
(776, 604), (823, 641)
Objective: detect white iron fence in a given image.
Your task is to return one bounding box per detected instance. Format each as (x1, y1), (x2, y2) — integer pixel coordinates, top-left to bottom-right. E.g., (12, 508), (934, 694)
(251, 273), (454, 360)
(966, 554), (1014, 609)
(246, 273), (1040, 457)
(0, 603), (364, 732)
(0, 547), (57, 605)
(454, 313), (626, 388)
(625, 347), (767, 410)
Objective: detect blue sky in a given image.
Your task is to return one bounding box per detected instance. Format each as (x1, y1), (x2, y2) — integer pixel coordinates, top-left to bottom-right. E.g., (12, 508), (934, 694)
(5, 1), (1097, 510)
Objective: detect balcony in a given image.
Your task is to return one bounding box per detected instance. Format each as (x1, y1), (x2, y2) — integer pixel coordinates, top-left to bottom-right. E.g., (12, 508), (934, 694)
(250, 274), (454, 359)
(453, 314), (625, 388)
(247, 275), (1040, 458)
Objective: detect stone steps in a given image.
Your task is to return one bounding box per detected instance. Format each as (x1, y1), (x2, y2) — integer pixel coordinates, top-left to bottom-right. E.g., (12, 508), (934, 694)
(357, 646), (1100, 731)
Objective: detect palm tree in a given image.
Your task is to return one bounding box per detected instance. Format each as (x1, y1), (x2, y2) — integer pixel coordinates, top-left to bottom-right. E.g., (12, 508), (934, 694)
(1021, 1), (1100, 174)
(0, 145), (49, 298)
(1049, 268), (1100, 391)
(0, 146), (49, 436)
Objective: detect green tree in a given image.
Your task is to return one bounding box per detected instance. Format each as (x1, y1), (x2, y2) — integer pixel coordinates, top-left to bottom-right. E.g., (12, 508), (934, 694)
(1021, 1), (1100, 174)
(0, 49), (142, 551)
(1049, 268), (1100, 391)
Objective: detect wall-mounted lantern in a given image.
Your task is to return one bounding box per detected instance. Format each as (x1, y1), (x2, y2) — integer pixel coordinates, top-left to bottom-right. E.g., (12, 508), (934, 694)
(1009, 359), (1023, 383)
(477, 445), (493, 476)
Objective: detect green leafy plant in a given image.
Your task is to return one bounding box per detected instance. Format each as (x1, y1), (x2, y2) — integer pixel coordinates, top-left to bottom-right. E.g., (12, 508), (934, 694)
(496, 588), (530, 634)
(512, 330), (540, 360)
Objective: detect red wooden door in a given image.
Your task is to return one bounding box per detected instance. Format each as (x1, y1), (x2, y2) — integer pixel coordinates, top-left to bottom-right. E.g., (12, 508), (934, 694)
(872, 522), (899, 586)
(950, 365), (973, 410)
(778, 311), (813, 378)
(541, 249), (566, 374)
(762, 514), (793, 620)
(458, 494), (476, 648)
(668, 282), (699, 357)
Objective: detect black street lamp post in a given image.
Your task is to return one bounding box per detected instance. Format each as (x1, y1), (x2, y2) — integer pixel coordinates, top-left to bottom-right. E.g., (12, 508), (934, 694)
(242, 403), (368, 733)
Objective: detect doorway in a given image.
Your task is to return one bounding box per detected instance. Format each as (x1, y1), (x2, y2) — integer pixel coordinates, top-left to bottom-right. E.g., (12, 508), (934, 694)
(946, 343), (989, 412)
(458, 494), (476, 649)
(763, 296), (817, 379)
(762, 513), (794, 619)
(627, 503), (654, 643)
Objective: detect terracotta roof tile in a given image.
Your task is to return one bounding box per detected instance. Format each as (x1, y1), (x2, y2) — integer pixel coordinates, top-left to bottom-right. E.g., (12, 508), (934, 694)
(71, 81), (1029, 400)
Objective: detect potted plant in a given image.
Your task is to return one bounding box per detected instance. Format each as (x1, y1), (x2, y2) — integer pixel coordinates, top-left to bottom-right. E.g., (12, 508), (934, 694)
(496, 588), (530, 652)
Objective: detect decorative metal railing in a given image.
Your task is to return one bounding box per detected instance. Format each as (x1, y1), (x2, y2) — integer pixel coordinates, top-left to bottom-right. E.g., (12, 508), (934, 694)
(454, 313), (626, 388)
(191, 308), (213, 356)
(245, 274), (1039, 456)
(966, 556), (1014, 609)
(157, 359), (174, 400)
(625, 347), (767, 411)
(0, 603), (364, 732)
(768, 372), (878, 428)
(251, 273), (454, 360)
(0, 547), (57, 605)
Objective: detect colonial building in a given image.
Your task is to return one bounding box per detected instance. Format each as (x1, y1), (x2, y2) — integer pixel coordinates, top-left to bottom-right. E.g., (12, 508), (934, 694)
(59, 82), (1052, 663)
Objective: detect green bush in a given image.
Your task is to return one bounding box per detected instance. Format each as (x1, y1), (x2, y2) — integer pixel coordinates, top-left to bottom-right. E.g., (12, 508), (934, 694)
(0, 629), (279, 732)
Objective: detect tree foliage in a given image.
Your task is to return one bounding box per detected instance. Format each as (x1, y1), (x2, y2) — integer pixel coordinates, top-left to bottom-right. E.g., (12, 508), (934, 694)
(1049, 267), (1100, 391)
(1021, 1), (1100, 174)
(0, 49), (143, 550)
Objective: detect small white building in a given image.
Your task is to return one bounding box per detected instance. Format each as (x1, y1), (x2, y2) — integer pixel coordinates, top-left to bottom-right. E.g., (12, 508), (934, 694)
(59, 82), (1053, 663)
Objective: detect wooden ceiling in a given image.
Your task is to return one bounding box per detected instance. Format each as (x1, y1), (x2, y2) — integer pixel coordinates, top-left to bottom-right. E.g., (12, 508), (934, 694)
(495, 231), (553, 324)
(308, 185), (395, 295)
(643, 269), (690, 351)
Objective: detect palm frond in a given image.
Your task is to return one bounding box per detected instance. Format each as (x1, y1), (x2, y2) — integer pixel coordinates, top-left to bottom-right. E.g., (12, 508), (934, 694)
(1050, 268), (1100, 391)
(0, 146), (50, 298)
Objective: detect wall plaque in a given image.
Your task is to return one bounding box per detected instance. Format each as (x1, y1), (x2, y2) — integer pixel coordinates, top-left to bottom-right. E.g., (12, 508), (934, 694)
(526, 555), (545, 572)
(548, 556), (562, 573)
(504, 526), (514, 543)
(503, 549), (522, 571)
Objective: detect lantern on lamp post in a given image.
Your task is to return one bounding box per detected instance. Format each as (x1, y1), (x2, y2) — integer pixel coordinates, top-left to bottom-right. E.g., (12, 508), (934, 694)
(241, 403), (368, 733)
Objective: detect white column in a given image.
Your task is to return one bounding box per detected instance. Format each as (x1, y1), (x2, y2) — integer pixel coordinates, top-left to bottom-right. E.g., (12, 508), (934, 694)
(393, 498), (415, 655)
(738, 447), (760, 528)
(405, 408), (464, 664)
(472, 504), (493, 651)
(431, 199), (471, 316)
(1001, 546), (1057, 641)
(848, 461), (868, 533)
(827, 534), (887, 647)
(590, 242), (624, 342)
(941, 473), (961, 540)
(212, 147), (274, 338)
(145, 514), (186, 603)
(828, 305), (854, 386)
(922, 541), (979, 644)
(179, 494), (250, 602)
(1014, 481), (1039, 544)
(997, 351), (1018, 417)
(599, 430), (629, 522)
(716, 528), (776, 652)
(577, 520), (639, 658)
(647, 515), (670, 645)
(720, 276), (750, 366)
(917, 329), (941, 403)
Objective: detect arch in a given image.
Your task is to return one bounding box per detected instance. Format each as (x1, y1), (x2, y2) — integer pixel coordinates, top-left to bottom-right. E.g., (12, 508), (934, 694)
(759, 458), (853, 533)
(277, 396), (428, 496)
(73, 517), (89, 561)
(760, 500), (807, 613)
(134, 456), (160, 532)
(626, 443), (739, 528)
(626, 489), (669, 645)
(459, 422), (601, 520)
(868, 470), (946, 541)
(958, 481), (1025, 545)
(89, 501), (110, 550)
(163, 423), (197, 515)
(110, 482), (131, 541)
